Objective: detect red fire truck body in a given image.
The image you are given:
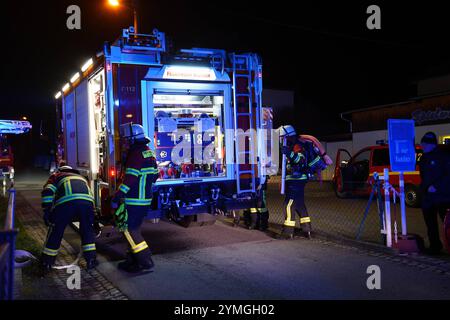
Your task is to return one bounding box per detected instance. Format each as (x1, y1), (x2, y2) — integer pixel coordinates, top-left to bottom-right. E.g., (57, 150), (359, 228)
(55, 27), (275, 225)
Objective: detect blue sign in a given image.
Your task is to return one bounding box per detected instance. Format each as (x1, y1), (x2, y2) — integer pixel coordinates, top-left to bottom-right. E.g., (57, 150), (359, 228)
(387, 119), (416, 172)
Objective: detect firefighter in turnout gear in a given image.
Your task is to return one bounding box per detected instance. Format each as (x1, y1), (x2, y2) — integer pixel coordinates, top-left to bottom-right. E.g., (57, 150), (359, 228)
(278, 126), (328, 239)
(40, 165), (97, 272)
(244, 180), (269, 231)
(112, 124), (158, 273)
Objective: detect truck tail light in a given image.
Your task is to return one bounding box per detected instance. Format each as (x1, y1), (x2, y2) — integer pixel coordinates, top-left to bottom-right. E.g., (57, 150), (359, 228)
(110, 167), (116, 178)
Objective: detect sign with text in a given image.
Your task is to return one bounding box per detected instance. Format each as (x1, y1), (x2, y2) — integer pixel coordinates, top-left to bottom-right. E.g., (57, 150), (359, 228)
(388, 119), (416, 172)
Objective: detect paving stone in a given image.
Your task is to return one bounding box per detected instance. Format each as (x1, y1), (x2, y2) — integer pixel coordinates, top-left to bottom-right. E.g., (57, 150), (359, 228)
(14, 192), (128, 300)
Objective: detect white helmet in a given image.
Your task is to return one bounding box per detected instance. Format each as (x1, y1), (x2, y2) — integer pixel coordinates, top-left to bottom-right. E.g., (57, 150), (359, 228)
(123, 124), (150, 143)
(59, 165), (73, 171)
(277, 125), (297, 137)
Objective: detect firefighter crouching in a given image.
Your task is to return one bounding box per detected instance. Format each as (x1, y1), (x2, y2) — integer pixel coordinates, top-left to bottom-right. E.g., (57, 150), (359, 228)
(278, 126), (328, 239)
(111, 124), (158, 273)
(40, 165), (98, 272)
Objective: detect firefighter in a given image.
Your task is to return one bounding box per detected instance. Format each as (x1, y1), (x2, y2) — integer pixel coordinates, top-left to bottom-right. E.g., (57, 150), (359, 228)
(111, 124), (158, 273)
(278, 127), (328, 239)
(419, 132), (450, 255)
(40, 165), (97, 272)
(244, 180), (269, 231)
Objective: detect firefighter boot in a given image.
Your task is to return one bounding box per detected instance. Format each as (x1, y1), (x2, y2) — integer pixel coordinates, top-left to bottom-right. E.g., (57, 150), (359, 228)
(259, 212), (269, 231)
(276, 226), (295, 240)
(117, 252), (137, 271)
(38, 259), (53, 277)
(249, 212), (258, 230)
(140, 254), (155, 271)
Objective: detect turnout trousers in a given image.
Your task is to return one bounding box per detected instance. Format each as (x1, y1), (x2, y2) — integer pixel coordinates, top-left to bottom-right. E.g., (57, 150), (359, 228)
(41, 200), (96, 265)
(121, 205), (152, 268)
(422, 202), (450, 250)
(244, 189), (269, 231)
(282, 179), (311, 235)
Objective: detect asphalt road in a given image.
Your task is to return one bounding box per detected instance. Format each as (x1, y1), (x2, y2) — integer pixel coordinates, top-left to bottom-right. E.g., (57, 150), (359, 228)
(14, 169), (450, 299)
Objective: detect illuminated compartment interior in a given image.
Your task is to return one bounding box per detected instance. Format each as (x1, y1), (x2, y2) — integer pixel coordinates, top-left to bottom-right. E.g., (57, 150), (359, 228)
(153, 94), (226, 180)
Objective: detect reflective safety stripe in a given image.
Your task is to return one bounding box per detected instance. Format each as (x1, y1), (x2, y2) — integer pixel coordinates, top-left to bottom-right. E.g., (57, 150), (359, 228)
(125, 168), (140, 177)
(139, 174), (146, 200)
(250, 208), (258, 213)
(119, 184), (130, 194)
(290, 152), (295, 158)
(45, 184), (57, 193)
(56, 176), (88, 189)
(42, 196), (54, 204)
(64, 180), (70, 195)
(308, 156), (321, 167)
(42, 247), (59, 256)
(54, 194), (95, 207)
(287, 174), (308, 181)
(258, 208), (269, 213)
(300, 217), (311, 224)
(141, 167), (158, 174)
(284, 199), (296, 227)
(293, 154), (304, 164)
(82, 243), (96, 252)
(131, 241), (149, 254)
(124, 198), (152, 206)
(123, 230), (136, 247)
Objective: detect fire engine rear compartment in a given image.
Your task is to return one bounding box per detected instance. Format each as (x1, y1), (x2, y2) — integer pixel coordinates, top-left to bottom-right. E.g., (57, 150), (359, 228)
(59, 27), (268, 225)
(142, 80), (234, 186)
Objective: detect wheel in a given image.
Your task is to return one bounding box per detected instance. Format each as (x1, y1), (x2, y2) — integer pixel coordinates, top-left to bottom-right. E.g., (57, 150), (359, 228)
(333, 177), (349, 199)
(405, 184), (421, 208)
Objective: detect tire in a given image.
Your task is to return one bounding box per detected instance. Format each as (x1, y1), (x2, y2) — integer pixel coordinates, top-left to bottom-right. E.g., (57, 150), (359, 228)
(405, 184), (421, 208)
(333, 177), (349, 199)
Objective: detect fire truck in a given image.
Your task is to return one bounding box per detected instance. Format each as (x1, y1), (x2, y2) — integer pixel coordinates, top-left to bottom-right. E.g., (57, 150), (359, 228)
(54, 27), (276, 226)
(0, 120), (33, 185)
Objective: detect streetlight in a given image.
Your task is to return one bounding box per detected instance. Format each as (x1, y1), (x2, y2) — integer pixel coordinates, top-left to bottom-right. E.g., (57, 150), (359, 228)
(107, 0), (139, 34)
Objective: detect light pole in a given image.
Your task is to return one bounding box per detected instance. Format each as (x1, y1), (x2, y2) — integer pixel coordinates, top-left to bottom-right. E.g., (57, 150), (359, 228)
(108, 0), (139, 34)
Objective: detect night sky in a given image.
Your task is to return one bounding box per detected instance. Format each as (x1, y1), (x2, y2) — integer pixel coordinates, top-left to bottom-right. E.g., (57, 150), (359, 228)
(2, 1), (450, 165)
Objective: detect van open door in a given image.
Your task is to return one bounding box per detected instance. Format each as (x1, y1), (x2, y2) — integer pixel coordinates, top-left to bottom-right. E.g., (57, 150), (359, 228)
(333, 148), (352, 198)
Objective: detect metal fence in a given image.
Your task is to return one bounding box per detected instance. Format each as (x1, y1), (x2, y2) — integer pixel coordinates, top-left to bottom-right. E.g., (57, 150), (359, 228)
(264, 176), (432, 247)
(0, 189), (17, 301)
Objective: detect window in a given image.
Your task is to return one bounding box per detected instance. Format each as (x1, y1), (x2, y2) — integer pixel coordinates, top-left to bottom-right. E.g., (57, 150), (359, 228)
(352, 150), (371, 164)
(372, 148), (390, 167)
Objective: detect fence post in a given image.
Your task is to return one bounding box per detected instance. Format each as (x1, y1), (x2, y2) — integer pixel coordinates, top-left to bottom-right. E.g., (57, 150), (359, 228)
(383, 169), (392, 247)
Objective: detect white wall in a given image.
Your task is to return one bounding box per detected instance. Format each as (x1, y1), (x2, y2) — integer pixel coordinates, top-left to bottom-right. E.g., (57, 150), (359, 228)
(415, 123), (450, 144)
(352, 130), (389, 152)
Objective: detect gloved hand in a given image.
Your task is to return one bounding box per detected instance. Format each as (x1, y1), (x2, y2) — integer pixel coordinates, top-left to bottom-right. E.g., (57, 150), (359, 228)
(114, 203), (128, 232)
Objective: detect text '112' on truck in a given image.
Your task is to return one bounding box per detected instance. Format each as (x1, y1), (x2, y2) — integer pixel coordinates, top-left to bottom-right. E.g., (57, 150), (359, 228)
(54, 27), (278, 227)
